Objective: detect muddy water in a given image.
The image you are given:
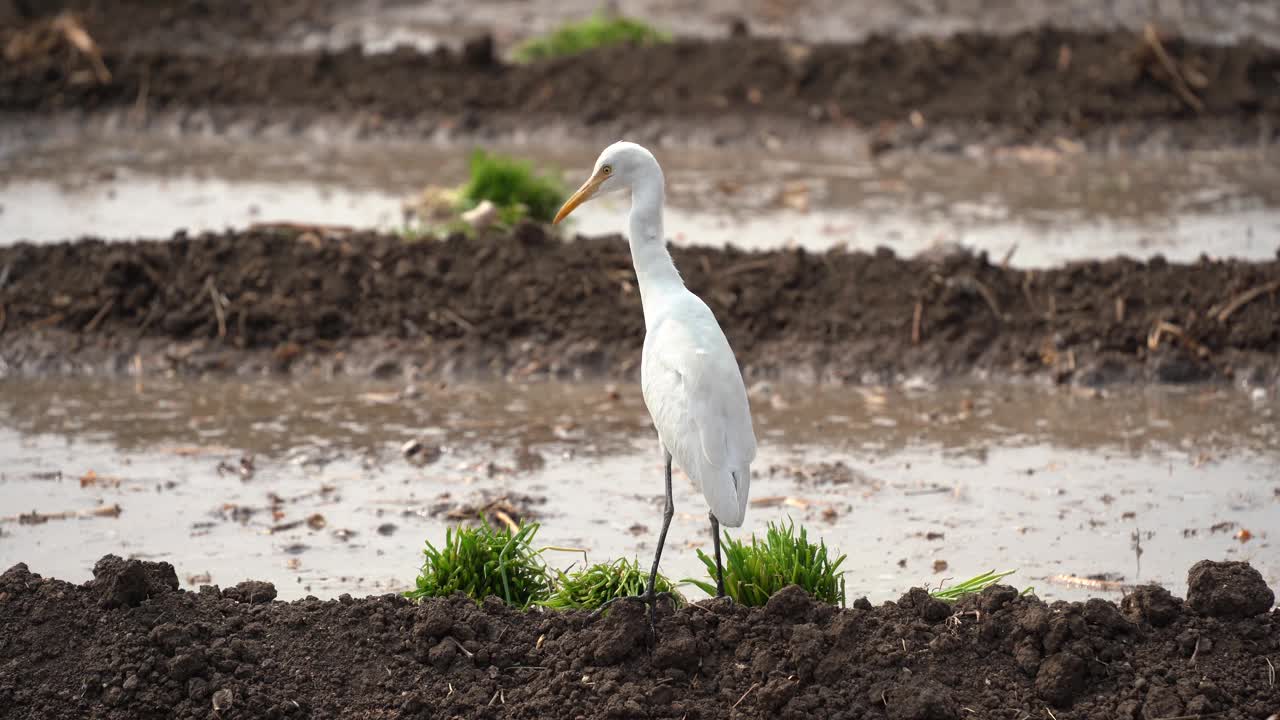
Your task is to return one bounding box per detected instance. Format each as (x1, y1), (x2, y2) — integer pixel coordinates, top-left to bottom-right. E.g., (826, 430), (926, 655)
(1, 377), (1275, 603)
(2, 129), (1278, 268)
(313, 0), (1280, 51)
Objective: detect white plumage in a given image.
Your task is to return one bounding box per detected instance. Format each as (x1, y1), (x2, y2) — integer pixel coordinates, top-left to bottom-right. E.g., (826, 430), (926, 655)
(642, 303), (755, 527)
(554, 141), (756, 599)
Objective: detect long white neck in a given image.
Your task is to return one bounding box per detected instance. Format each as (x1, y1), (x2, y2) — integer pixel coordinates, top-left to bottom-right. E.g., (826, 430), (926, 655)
(627, 165), (684, 330)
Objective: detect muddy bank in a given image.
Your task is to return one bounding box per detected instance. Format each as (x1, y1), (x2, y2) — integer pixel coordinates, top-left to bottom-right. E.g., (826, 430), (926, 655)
(0, 557), (1276, 719)
(3, 11), (1280, 150)
(1, 226), (1278, 385)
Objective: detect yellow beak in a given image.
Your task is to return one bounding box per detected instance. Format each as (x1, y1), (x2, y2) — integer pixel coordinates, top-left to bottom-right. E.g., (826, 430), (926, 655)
(553, 171), (607, 224)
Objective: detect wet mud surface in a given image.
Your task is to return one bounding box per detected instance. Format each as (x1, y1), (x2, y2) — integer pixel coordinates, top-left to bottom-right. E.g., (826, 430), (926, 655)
(3, 4), (1280, 151)
(1, 557), (1276, 719)
(1, 226), (1278, 385)
(3, 376), (1274, 604)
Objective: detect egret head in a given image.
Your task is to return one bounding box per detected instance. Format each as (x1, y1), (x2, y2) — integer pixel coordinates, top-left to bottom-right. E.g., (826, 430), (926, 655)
(553, 141), (658, 224)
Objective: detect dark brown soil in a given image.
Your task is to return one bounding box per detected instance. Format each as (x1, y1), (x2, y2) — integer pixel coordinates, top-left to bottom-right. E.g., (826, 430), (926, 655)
(2, 226), (1278, 385)
(1, 557), (1276, 719)
(3, 2), (1279, 150)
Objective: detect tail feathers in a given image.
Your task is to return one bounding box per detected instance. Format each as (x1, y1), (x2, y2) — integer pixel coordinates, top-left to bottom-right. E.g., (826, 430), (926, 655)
(703, 465), (751, 528)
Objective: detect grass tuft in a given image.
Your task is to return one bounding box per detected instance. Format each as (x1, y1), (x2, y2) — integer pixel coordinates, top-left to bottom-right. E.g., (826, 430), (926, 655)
(686, 519), (846, 607)
(513, 13), (669, 63)
(458, 149), (566, 225)
(539, 557), (683, 611)
(404, 522), (551, 608)
(929, 569), (1020, 601)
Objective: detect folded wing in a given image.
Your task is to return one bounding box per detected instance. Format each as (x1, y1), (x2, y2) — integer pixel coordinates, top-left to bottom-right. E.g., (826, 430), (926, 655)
(642, 301), (756, 526)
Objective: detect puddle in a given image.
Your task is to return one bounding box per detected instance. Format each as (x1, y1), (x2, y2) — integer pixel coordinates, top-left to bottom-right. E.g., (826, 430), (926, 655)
(2, 129), (1278, 268)
(1, 377), (1275, 603)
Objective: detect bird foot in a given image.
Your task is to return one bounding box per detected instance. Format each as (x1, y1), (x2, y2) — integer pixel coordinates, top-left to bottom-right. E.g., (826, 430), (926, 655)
(589, 591), (676, 641)
(589, 590), (675, 618)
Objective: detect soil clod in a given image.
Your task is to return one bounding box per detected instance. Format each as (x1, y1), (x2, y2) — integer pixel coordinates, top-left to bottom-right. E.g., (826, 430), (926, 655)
(89, 554), (178, 609)
(1122, 584), (1182, 627)
(222, 580), (278, 604)
(1185, 559), (1276, 618)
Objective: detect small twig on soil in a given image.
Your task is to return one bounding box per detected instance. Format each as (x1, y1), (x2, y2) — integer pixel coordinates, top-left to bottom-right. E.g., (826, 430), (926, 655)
(84, 297), (115, 332)
(487, 690), (501, 707)
(1046, 574), (1130, 592)
(971, 278), (1002, 321)
(1045, 709), (1059, 720)
(1142, 24), (1204, 113)
(903, 486), (950, 496)
(945, 610), (981, 629)
(249, 221), (355, 235)
(732, 682), (760, 709)
(4, 504), (123, 524)
(942, 274), (1002, 322)
(493, 509), (520, 534)
(447, 636), (474, 658)
(130, 65), (150, 125)
(1147, 320), (1210, 358)
(911, 299), (923, 345)
(1209, 280), (1280, 323)
(33, 313), (65, 329)
(1000, 243), (1017, 269)
(0, 263), (11, 289)
(204, 277), (228, 339)
(136, 301), (161, 335)
(440, 307), (476, 333)
(1266, 657), (1275, 686)
(1189, 636), (1202, 665)
(52, 12), (112, 84)
(1115, 296), (1125, 323)
(1020, 272), (1040, 316)
(721, 256), (777, 278)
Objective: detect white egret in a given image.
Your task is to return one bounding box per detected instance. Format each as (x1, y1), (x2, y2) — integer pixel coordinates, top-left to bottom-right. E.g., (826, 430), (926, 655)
(553, 141), (757, 611)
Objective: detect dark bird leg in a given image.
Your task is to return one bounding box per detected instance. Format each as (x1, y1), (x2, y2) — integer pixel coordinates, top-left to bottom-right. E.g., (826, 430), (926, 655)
(646, 451), (675, 599)
(639, 451), (675, 628)
(593, 451), (674, 628)
(710, 512), (726, 598)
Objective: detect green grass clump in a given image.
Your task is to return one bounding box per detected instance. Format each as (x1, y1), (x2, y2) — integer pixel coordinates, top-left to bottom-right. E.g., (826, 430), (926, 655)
(405, 522), (551, 608)
(513, 13), (669, 63)
(538, 558), (683, 611)
(459, 149), (566, 225)
(686, 519), (846, 607)
(930, 569), (1021, 601)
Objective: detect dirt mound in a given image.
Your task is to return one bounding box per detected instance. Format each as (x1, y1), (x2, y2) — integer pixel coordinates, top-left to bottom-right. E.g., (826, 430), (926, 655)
(2, 226), (1278, 384)
(2, 8), (1278, 149)
(1, 557), (1277, 718)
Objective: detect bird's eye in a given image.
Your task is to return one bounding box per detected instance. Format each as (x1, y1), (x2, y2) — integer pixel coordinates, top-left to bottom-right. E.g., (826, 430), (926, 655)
(602, 165), (612, 175)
